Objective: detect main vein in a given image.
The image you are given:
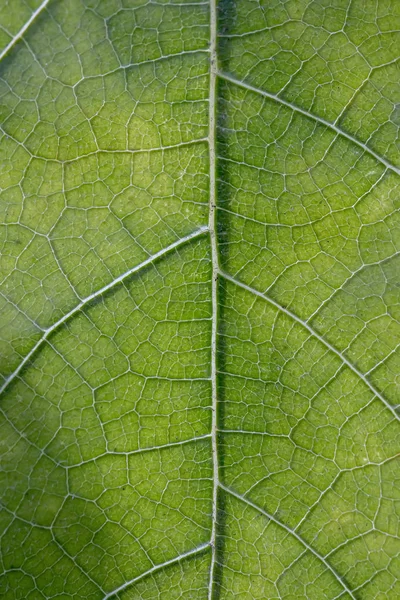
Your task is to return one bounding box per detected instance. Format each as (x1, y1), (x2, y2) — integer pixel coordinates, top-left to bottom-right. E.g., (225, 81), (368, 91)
(208, 0), (219, 597)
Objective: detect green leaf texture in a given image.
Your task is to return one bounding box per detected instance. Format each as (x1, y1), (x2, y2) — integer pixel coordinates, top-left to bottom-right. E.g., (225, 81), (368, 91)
(1, 0), (400, 598)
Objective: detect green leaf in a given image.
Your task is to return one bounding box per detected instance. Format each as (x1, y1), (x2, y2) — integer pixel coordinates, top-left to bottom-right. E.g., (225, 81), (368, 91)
(1, 0), (400, 598)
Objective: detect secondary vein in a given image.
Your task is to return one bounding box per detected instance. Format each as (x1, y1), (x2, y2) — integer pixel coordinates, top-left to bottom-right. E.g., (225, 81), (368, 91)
(102, 543), (210, 600)
(219, 483), (357, 600)
(218, 71), (400, 177)
(0, 0), (51, 62)
(0, 227), (208, 397)
(220, 270), (400, 425)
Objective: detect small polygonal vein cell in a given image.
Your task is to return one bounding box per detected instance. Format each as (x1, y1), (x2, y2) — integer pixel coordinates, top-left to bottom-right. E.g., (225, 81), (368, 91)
(1, 0), (400, 599)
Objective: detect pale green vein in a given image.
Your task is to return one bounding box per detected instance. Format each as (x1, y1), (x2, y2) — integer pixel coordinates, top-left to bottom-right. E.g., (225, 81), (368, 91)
(0, 226), (208, 397)
(220, 269), (400, 424)
(78, 49), (211, 75)
(218, 71), (400, 177)
(295, 453), (400, 534)
(102, 542), (210, 600)
(219, 482), (357, 600)
(0, 128), (209, 164)
(67, 434), (213, 469)
(208, 0), (219, 597)
(0, 0), (51, 62)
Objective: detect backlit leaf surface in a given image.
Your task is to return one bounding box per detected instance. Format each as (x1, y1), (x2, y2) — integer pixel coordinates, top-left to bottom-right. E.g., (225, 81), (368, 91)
(1, 1), (400, 598)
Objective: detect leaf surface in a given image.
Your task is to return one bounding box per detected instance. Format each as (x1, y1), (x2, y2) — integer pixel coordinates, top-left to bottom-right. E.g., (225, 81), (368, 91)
(1, 1), (400, 598)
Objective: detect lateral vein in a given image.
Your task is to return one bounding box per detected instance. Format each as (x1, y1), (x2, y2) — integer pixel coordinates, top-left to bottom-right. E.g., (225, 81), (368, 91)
(0, 0), (51, 62)
(102, 543), (210, 599)
(220, 270), (400, 424)
(220, 483), (357, 600)
(218, 71), (400, 177)
(0, 227), (208, 397)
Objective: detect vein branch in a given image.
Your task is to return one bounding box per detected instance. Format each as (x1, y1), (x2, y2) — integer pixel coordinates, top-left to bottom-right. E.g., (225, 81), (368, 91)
(0, 0), (51, 62)
(220, 483), (357, 600)
(218, 71), (400, 177)
(220, 270), (400, 424)
(102, 543), (210, 600)
(69, 434), (213, 469)
(0, 227), (208, 397)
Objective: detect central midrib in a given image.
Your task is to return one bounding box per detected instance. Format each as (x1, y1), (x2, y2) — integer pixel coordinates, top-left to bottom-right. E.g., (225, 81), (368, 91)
(207, 0), (219, 596)
(204, 1), (395, 598)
